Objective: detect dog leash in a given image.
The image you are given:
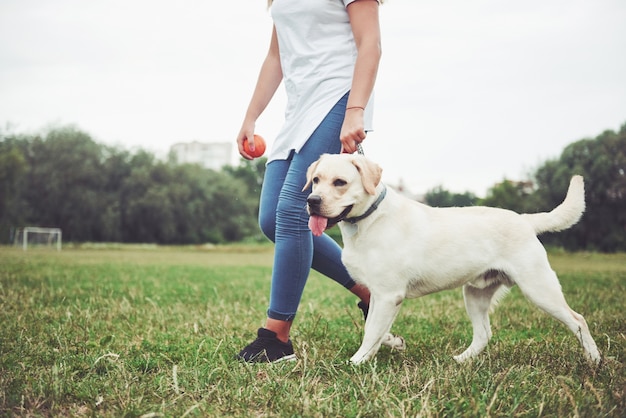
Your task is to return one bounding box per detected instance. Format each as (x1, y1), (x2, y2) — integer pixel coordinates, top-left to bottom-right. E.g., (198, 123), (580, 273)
(357, 142), (365, 155)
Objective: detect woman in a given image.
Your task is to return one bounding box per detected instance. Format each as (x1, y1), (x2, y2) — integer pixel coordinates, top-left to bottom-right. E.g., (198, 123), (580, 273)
(236, 0), (382, 363)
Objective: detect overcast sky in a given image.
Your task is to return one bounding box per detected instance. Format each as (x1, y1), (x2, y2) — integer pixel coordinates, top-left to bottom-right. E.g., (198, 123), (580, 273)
(1, 0), (625, 196)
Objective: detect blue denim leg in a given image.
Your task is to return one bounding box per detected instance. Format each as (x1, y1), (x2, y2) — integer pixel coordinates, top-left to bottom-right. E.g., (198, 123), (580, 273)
(259, 93), (356, 321)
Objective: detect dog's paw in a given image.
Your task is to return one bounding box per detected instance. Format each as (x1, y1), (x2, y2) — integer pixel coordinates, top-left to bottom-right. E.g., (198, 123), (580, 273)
(585, 350), (602, 367)
(382, 333), (406, 351)
(453, 354), (467, 364)
(453, 349), (478, 364)
(349, 353), (368, 365)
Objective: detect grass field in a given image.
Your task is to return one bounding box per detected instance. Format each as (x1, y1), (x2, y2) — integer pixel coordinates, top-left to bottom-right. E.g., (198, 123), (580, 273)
(1, 245), (624, 417)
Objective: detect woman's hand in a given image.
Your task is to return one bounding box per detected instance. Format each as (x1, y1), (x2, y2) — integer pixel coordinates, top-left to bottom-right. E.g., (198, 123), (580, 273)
(237, 123), (257, 160)
(340, 108), (366, 153)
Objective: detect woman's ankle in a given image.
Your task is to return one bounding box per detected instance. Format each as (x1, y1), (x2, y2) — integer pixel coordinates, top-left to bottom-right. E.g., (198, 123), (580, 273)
(350, 283), (370, 306)
(265, 318), (292, 343)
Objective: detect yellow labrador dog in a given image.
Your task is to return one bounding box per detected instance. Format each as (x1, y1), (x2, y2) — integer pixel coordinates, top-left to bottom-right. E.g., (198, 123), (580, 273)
(304, 153), (601, 365)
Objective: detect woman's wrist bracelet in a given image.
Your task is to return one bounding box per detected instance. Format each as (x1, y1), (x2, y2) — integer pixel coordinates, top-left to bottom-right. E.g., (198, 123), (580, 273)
(346, 106), (365, 111)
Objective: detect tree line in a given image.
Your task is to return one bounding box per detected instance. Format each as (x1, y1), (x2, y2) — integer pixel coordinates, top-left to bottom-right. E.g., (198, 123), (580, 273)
(0, 126), (265, 244)
(423, 123), (626, 252)
(1, 123), (625, 250)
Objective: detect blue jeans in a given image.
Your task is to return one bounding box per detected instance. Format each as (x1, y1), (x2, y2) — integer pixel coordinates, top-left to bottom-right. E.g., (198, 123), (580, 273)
(259, 93), (356, 321)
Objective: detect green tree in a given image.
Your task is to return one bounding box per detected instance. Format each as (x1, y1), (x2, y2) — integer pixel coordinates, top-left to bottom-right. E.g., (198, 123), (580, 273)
(21, 127), (112, 241)
(425, 186), (478, 207)
(223, 157), (266, 200)
(0, 136), (28, 241)
(0, 125), (264, 244)
(119, 151), (160, 242)
(100, 148), (133, 242)
(480, 179), (538, 213)
(533, 124), (626, 251)
(121, 158), (259, 244)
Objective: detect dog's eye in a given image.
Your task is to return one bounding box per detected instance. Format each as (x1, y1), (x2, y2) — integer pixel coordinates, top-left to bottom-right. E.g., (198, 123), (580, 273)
(312, 177), (319, 184)
(333, 179), (347, 187)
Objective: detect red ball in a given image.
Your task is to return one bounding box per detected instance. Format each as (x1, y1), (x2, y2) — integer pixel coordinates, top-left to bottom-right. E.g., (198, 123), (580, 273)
(243, 134), (266, 158)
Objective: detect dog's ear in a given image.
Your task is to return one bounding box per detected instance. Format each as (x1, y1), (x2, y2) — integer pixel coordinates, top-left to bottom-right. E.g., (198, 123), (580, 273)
(302, 158), (322, 191)
(352, 156), (382, 195)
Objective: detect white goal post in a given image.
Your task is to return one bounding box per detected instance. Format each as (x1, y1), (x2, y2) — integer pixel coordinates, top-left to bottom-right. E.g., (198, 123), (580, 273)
(14, 227), (62, 251)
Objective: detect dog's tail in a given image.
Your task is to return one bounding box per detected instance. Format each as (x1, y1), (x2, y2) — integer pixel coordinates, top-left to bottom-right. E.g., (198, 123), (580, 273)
(521, 175), (585, 235)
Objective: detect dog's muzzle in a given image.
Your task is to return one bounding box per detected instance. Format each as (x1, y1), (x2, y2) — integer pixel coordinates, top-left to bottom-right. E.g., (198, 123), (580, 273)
(306, 194), (353, 236)
(306, 194), (353, 222)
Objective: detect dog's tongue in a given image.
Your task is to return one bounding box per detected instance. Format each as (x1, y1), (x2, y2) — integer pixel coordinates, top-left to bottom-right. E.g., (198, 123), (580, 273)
(308, 215), (328, 237)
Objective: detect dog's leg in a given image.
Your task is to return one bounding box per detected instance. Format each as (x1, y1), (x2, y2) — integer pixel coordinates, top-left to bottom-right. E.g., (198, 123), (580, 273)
(350, 293), (403, 364)
(517, 267), (601, 364)
(454, 284), (503, 363)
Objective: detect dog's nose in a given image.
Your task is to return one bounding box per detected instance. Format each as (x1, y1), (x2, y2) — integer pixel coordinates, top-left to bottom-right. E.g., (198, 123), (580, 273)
(307, 194), (322, 208)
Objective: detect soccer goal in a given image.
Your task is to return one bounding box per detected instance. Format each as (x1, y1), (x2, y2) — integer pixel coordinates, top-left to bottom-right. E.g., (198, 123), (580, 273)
(14, 227), (62, 251)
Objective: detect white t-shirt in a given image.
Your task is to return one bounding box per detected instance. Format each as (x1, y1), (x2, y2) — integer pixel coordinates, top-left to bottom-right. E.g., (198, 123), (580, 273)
(268, 0), (375, 162)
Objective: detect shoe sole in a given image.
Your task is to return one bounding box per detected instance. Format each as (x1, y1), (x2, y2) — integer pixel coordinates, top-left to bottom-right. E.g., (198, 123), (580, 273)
(271, 354), (297, 363)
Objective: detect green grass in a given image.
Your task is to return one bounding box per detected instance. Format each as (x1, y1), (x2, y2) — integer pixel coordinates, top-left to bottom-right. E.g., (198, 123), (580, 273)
(1, 245), (624, 417)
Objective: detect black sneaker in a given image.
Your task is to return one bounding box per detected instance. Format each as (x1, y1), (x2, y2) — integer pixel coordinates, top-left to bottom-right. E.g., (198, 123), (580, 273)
(237, 328), (297, 363)
(358, 301), (369, 321)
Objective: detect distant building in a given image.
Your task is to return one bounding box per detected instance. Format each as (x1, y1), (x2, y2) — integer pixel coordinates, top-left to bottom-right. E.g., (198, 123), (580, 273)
(170, 141), (233, 170)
